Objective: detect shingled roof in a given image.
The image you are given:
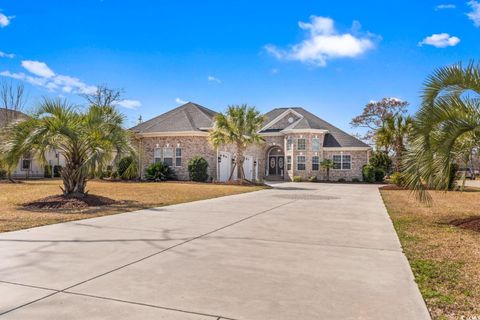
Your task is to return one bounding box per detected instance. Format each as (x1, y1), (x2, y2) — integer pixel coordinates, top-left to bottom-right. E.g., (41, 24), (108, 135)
(0, 108), (28, 127)
(132, 103), (369, 148)
(261, 107), (369, 148)
(131, 102), (216, 133)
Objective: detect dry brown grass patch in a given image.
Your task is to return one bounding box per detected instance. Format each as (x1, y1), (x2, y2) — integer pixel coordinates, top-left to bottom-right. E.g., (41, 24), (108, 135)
(0, 179), (264, 233)
(381, 188), (480, 320)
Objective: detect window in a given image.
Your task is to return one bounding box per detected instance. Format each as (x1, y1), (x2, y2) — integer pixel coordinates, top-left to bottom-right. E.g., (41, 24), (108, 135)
(297, 156), (306, 170)
(286, 138), (292, 151)
(21, 158), (31, 170)
(287, 156), (292, 170)
(297, 138), (306, 151)
(342, 155), (351, 170)
(332, 154), (351, 170)
(332, 155), (342, 169)
(312, 156), (319, 171)
(312, 138), (320, 151)
(175, 148), (182, 167)
(163, 147), (173, 166)
(154, 148), (162, 164)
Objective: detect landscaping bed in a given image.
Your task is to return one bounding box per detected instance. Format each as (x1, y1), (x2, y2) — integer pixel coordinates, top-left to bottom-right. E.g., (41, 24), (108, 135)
(381, 188), (480, 320)
(24, 194), (116, 210)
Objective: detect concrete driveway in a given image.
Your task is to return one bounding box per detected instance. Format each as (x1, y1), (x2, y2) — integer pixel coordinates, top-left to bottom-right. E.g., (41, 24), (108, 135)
(0, 183), (430, 320)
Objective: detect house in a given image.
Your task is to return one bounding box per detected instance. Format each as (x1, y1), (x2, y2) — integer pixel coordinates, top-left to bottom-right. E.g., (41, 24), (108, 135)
(0, 108), (65, 179)
(130, 102), (371, 182)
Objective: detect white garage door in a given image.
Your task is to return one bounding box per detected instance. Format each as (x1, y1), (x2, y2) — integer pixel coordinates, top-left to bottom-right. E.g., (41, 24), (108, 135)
(219, 151), (231, 182)
(243, 155), (254, 181)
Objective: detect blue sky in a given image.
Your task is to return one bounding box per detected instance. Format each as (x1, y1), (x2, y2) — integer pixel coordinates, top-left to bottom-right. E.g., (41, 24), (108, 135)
(1, 1), (479, 132)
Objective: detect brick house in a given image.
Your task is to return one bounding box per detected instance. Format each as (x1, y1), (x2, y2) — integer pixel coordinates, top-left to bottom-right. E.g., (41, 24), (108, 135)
(131, 102), (371, 182)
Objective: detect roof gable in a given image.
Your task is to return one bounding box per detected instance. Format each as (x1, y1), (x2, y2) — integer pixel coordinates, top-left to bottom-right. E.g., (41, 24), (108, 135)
(260, 108), (303, 132)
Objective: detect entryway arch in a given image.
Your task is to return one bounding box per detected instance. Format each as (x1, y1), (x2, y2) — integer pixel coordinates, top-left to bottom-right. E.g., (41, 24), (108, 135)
(266, 145), (285, 178)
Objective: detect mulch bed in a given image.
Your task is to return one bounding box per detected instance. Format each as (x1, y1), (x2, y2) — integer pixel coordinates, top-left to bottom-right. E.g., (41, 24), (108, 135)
(23, 194), (116, 210)
(449, 216), (480, 232)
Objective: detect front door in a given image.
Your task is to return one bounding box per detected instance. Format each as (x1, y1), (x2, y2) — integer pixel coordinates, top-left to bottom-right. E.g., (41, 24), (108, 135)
(268, 156), (284, 176)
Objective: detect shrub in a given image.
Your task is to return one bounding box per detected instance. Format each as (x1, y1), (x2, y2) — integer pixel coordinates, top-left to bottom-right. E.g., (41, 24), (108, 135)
(145, 162), (176, 181)
(0, 169), (6, 179)
(374, 168), (386, 182)
(293, 176), (302, 182)
(352, 177), (360, 183)
(110, 171), (119, 180)
(308, 175), (317, 182)
(44, 165), (52, 178)
(390, 172), (405, 186)
(369, 151), (392, 173)
(338, 178), (346, 182)
(53, 165), (62, 178)
(117, 156), (138, 180)
(188, 156), (209, 182)
(362, 164), (375, 183)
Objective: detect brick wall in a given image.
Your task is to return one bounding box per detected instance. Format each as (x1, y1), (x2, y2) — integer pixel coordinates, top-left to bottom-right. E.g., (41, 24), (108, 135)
(139, 136), (217, 180)
(137, 134), (369, 182)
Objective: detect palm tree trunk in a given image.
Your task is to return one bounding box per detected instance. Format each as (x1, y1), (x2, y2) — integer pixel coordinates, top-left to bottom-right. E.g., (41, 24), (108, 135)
(235, 144), (246, 182)
(61, 159), (87, 196)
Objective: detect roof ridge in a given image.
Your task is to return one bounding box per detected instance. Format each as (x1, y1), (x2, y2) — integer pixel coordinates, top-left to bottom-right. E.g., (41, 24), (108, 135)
(182, 108), (196, 130)
(189, 102), (216, 124)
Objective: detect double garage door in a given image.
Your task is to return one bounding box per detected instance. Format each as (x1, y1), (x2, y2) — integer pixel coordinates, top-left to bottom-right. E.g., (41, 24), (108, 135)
(218, 152), (254, 182)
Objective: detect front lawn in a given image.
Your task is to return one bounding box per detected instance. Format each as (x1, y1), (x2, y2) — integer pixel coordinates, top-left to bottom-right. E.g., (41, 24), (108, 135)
(381, 188), (480, 320)
(0, 179), (265, 233)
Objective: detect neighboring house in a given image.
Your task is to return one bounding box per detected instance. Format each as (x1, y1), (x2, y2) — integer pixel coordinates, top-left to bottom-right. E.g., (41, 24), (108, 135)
(131, 102), (371, 182)
(0, 108), (65, 179)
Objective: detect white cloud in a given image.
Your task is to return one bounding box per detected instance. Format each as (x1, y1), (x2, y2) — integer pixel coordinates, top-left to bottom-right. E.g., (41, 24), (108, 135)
(1, 60), (98, 94)
(115, 99), (142, 109)
(271, 68), (279, 74)
(467, 1), (480, 26)
(207, 75), (221, 83)
(418, 33), (460, 47)
(0, 51), (15, 58)
(0, 13), (14, 28)
(175, 98), (187, 104)
(264, 16), (378, 67)
(21, 60), (55, 78)
(435, 4), (456, 10)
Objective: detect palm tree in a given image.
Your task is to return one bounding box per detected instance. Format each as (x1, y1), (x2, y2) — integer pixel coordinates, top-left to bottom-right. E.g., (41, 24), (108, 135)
(404, 62), (480, 201)
(2, 98), (134, 196)
(375, 114), (412, 172)
(320, 159), (335, 181)
(209, 104), (265, 181)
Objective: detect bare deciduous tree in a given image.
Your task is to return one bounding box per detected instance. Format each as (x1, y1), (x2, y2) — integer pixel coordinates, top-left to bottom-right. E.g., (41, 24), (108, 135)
(81, 84), (123, 107)
(0, 80), (27, 127)
(351, 97), (409, 142)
